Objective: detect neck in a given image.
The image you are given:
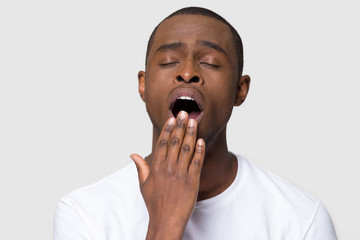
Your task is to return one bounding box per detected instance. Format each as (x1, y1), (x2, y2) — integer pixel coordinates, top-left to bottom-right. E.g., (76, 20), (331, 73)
(196, 127), (237, 201)
(147, 125), (238, 201)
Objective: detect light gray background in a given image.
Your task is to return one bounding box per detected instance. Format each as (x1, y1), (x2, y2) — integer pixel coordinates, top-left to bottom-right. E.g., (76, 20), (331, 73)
(0, 0), (358, 239)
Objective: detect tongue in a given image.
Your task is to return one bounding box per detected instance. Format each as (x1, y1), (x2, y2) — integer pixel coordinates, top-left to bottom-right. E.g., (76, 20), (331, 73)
(187, 111), (201, 119)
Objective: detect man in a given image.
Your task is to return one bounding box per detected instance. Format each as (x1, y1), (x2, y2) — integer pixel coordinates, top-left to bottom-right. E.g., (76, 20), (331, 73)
(54, 7), (337, 239)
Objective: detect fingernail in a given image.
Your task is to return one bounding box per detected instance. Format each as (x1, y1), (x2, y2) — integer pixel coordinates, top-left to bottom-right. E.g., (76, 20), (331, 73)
(179, 111), (187, 120)
(196, 139), (205, 153)
(168, 117), (175, 125)
(188, 119), (195, 127)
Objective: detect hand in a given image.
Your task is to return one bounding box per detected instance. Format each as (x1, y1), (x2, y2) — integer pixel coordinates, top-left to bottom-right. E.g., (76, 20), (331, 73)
(131, 111), (205, 240)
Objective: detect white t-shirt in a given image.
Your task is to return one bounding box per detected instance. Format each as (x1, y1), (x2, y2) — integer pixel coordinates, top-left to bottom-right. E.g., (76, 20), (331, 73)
(54, 154), (337, 239)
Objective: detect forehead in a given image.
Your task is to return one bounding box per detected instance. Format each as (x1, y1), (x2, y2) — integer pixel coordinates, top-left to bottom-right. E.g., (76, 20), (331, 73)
(150, 15), (235, 55)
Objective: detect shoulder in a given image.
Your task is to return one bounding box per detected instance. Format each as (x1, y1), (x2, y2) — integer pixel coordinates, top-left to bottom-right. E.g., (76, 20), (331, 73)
(57, 162), (141, 215)
(54, 162), (149, 239)
(237, 154), (319, 208)
(235, 155), (336, 238)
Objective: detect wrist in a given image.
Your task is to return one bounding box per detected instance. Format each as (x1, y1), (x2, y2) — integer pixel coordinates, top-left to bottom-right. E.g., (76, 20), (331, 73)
(146, 217), (187, 240)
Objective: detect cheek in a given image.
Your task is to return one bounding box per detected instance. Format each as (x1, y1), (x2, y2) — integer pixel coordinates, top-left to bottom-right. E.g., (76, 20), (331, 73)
(208, 82), (237, 119)
(144, 74), (171, 119)
(214, 96), (234, 121)
(144, 84), (166, 133)
(209, 77), (237, 104)
(145, 84), (162, 109)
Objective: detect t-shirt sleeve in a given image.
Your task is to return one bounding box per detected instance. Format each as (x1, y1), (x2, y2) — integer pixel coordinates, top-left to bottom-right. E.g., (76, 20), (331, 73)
(304, 202), (337, 240)
(54, 197), (92, 240)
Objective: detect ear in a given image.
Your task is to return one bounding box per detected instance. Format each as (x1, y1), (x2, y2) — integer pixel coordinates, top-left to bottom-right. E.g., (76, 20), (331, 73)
(234, 75), (251, 106)
(138, 71), (146, 102)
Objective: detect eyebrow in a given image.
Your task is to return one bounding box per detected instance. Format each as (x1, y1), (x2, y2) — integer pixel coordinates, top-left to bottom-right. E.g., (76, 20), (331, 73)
(156, 42), (184, 52)
(155, 40), (228, 57)
(196, 40), (228, 57)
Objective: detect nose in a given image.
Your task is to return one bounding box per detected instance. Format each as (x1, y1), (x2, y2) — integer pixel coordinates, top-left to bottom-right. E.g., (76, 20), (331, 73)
(175, 59), (203, 84)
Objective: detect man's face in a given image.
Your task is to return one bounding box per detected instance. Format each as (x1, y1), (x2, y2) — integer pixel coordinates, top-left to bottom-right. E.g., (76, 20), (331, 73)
(139, 15), (247, 144)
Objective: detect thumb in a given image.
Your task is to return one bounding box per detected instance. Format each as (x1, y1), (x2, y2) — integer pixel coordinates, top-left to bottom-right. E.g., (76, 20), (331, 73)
(130, 154), (150, 184)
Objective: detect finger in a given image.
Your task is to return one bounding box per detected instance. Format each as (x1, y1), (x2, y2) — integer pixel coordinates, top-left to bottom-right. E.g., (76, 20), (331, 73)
(189, 138), (205, 179)
(130, 154), (150, 185)
(178, 118), (197, 172)
(152, 117), (176, 169)
(166, 111), (188, 165)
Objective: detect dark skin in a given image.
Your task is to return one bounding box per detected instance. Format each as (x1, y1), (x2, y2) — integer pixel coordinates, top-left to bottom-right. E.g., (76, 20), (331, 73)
(131, 15), (250, 240)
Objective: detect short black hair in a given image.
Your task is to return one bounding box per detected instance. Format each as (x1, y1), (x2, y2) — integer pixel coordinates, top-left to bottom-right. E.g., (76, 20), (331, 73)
(145, 6), (244, 76)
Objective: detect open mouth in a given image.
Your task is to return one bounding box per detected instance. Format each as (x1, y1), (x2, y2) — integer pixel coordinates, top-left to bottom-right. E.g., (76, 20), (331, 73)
(171, 96), (202, 120)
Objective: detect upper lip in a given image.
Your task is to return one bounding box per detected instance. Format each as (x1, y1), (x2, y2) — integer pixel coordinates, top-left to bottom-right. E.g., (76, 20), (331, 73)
(167, 86), (204, 116)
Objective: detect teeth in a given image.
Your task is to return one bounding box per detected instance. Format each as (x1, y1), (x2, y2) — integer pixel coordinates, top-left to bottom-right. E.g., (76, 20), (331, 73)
(178, 96), (195, 101)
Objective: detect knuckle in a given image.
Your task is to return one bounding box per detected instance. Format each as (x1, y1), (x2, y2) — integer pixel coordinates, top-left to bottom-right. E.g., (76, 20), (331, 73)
(153, 164), (161, 172)
(165, 124), (173, 133)
(170, 137), (180, 146)
(174, 170), (188, 182)
(193, 159), (201, 167)
(166, 165), (176, 176)
(186, 127), (195, 135)
(158, 139), (168, 148)
(176, 120), (185, 129)
(175, 170), (184, 179)
(152, 161), (162, 173)
(182, 144), (191, 153)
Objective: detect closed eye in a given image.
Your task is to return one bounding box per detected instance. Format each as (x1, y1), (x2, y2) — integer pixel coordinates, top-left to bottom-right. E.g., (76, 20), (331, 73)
(160, 62), (179, 67)
(200, 62), (220, 68)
